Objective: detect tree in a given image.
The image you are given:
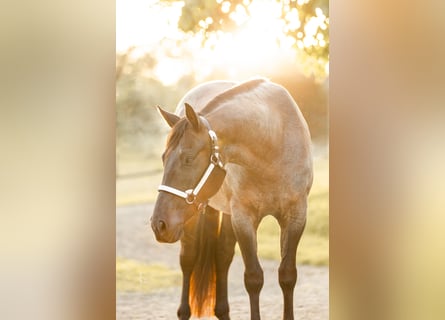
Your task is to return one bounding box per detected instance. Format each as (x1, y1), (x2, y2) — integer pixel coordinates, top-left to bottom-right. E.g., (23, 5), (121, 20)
(169, 0), (329, 79)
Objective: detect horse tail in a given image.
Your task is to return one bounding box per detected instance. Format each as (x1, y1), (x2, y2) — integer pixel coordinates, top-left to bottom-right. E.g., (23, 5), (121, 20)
(189, 207), (222, 317)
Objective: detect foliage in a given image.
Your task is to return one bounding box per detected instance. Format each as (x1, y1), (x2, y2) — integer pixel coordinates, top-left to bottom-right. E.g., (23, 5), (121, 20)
(167, 0), (329, 79)
(116, 51), (327, 154)
(116, 50), (197, 154)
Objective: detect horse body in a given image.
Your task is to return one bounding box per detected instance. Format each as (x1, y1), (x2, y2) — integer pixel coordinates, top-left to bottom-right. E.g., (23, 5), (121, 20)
(203, 79), (313, 217)
(176, 79), (312, 216)
(151, 78), (313, 320)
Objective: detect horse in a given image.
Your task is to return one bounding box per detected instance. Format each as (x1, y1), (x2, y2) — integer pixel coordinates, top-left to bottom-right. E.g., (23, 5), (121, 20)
(151, 78), (313, 320)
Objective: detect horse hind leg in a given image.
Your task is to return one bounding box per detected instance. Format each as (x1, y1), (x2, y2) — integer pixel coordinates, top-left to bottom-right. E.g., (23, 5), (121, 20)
(215, 212), (237, 320)
(278, 201), (307, 320)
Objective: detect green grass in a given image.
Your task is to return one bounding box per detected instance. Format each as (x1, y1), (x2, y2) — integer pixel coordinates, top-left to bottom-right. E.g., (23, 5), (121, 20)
(116, 257), (181, 292)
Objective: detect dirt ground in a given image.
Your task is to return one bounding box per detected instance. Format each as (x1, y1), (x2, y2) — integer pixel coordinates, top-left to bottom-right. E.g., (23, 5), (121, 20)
(117, 204), (328, 320)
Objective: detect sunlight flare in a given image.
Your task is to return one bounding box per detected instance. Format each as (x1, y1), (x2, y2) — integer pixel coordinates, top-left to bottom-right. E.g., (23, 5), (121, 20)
(117, 0), (328, 84)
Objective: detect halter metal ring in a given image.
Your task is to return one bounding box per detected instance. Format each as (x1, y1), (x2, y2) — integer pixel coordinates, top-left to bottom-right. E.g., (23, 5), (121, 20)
(185, 189), (196, 204)
(211, 153), (224, 167)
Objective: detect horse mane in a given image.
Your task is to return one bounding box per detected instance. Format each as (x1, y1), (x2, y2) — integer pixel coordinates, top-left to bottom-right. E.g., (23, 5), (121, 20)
(201, 77), (267, 114)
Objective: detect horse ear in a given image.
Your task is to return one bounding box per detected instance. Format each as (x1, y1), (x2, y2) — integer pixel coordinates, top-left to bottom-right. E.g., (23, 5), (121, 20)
(157, 106), (180, 128)
(184, 103), (200, 131)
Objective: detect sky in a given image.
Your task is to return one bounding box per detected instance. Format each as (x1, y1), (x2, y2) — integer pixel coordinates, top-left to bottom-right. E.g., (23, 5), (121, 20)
(116, 0), (182, 53)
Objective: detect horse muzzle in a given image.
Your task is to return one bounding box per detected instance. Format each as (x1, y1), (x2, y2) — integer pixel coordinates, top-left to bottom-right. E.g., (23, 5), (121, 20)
(151, 216), (183, 243)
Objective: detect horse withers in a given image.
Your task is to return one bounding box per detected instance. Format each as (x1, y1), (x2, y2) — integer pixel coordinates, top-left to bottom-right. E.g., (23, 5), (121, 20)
(151, 78), (313, 320)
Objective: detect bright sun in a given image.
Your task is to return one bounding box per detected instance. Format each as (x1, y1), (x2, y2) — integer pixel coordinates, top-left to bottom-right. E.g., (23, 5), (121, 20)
(117, 0), (322, 85)
(207, 0), (294, 74)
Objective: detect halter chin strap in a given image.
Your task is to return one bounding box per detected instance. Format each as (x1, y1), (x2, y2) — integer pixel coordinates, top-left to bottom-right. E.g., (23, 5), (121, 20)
(157, 116), (225, 206)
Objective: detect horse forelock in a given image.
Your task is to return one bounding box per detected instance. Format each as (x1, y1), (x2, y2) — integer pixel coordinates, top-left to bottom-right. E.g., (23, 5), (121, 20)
(163, 118), (189, 159)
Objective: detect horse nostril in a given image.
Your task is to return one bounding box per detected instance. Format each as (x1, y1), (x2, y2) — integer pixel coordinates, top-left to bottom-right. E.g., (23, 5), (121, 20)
(158, 220), (167, 232)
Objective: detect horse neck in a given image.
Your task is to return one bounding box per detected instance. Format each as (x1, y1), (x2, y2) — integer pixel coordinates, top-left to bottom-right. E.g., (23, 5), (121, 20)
(206, 105), (280, 171)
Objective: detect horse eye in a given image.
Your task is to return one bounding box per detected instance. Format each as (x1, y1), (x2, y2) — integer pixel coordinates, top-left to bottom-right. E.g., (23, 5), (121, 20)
(184, 156), (194, 165)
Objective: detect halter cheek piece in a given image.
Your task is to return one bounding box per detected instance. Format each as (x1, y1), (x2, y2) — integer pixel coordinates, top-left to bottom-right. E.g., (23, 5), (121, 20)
(157, 116), (225, 209)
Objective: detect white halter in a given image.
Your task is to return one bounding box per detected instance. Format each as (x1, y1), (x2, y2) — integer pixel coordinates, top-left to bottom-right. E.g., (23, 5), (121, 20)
(157, 117), (224, 205)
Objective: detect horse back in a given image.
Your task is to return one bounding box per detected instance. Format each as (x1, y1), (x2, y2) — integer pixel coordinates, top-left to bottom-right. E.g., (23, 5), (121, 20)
(175, 80), (237, 116)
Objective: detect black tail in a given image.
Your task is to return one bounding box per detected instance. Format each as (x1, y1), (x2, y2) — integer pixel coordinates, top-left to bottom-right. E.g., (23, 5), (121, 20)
(189, 207), (221, 317)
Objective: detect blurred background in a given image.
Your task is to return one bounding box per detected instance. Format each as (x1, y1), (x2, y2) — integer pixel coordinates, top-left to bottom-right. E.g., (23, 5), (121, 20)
(116, 0), (329, 318)
(3, 0), (445, 319)
(116, 0), (329, 317)
(3, 0), (444, 319)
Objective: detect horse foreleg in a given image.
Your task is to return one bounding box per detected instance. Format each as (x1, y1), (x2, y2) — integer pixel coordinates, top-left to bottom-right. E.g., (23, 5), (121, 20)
(215, 213), (236, 320)
(231, 208), (263, 320)
(177, 217), (198, 320)
(278, 202), (307, 320)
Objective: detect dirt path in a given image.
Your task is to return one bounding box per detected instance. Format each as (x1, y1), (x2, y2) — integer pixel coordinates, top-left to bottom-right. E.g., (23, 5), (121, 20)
(117, 204), (328, 319)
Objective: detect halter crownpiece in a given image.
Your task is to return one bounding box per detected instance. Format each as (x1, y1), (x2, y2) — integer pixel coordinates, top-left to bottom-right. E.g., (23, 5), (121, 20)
(157, 115), (226, 207)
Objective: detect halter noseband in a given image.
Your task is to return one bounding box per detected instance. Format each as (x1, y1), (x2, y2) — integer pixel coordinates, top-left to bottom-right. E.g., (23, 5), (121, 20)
(157, 116), (225, 207)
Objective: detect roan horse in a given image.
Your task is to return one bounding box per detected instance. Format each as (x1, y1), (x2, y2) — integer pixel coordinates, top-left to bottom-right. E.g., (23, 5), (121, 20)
(151, 78), (313, 320)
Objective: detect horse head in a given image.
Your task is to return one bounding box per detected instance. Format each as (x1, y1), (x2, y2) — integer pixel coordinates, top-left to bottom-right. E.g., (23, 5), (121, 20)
(151, 103), (225, 243)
